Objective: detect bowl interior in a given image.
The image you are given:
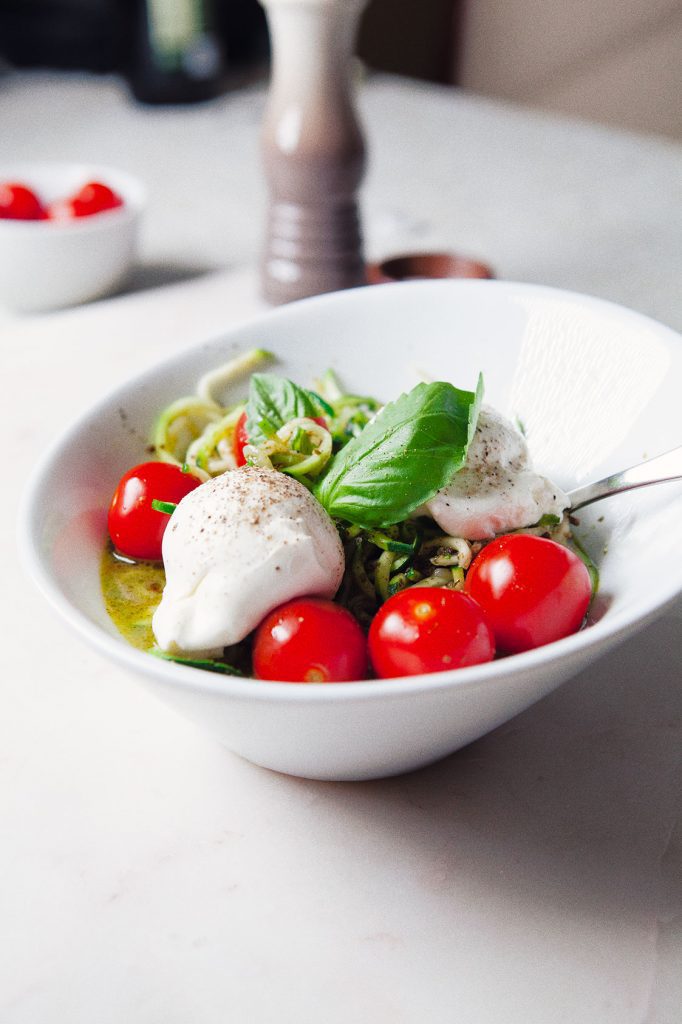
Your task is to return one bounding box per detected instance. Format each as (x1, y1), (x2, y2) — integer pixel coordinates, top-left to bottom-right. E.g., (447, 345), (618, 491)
(22, 280), (682, 690)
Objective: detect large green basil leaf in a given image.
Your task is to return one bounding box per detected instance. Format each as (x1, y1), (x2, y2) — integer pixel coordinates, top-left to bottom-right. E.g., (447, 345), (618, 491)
(246, 373), (322, 446)
(314, 376), (483, 528)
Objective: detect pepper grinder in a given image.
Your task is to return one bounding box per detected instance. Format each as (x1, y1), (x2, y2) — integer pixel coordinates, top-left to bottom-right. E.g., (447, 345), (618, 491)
(258, 0), (368, 304)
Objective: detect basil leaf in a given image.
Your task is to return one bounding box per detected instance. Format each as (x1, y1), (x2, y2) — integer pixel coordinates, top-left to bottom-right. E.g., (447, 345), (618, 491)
(315, 376), (483, 528)
(151, 648), (244, 676)
(536, 513), (561, 527)
(245, 373), (322, 446)
(568, 533), (600, 597)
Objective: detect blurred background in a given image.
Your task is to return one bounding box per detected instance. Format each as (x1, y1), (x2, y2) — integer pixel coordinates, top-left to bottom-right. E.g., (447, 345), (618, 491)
(1, 0), (680, 139)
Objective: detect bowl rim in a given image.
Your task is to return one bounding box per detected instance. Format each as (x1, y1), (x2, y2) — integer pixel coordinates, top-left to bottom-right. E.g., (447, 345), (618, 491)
(18, 278), (682, 703)
(0, 161), (146, 231)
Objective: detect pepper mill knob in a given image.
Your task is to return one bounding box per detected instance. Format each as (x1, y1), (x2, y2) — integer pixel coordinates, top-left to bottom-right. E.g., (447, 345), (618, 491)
(259, 0), (368, 304)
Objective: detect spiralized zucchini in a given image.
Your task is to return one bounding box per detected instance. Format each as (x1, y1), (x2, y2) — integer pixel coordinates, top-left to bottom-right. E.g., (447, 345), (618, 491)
(196, 348), (274, 405)
(185, 405), (245, 477)
(152, 355), (380, 488)
(153, 349), (273, 478)
(313, 368), (381, 443)
(243, 416), (333, 482)
(335, 514), (571, 627)
(153, 397), (223, 474)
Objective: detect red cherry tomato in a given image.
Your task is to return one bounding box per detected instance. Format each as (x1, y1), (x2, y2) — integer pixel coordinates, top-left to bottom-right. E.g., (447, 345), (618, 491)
(0, 182), (47, 220)
(49, 181), (124, 220)
(233, 411), (250, 467)
(107, 462), (202, 561)
(253, 598), (368, 683)
(233, 410), (328, 467)
(368, 588), (495, 678)
(464, 534), (592, 654)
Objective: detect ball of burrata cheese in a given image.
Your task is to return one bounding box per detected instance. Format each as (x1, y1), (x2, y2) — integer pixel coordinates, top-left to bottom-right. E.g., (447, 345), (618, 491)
(422, 405), (569, 539)
(152, 467), (345, 654)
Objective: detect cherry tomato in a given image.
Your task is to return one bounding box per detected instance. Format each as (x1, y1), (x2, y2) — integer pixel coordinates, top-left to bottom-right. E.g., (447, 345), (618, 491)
(0, 182), (47, 220)
(233, 410), (328, 467)
(107, 462), (202, 561)
(368, 588), (495, 678)
(233, 411), (250, 467)
(253, 598), (368, 683)
(464, 534), (592, 654)
(49, 181), (123, 220)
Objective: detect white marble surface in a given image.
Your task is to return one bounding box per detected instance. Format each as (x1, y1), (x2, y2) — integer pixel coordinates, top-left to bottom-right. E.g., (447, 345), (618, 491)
(2, 72), (681, 1023)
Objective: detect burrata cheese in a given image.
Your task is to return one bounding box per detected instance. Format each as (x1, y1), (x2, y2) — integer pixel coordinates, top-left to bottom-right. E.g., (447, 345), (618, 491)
(422, 405), (569, 539)
(152, 467), (345, 654)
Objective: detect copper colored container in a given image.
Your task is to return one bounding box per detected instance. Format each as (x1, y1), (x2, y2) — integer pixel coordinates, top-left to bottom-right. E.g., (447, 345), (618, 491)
(367, 252), (494, 285)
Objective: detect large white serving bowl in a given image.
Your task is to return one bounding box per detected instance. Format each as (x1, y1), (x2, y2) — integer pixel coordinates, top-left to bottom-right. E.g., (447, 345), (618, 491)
(20, 280), (682, 780)
(0, 163), (145, 312)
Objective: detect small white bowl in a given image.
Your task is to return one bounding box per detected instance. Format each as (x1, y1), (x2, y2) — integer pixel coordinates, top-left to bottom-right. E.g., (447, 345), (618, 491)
(0, 162), (145, 313)
(19, 281), (682, 780)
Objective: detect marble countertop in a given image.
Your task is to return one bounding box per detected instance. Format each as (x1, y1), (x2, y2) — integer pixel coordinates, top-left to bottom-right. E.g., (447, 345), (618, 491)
(2, 71), (681, 1023)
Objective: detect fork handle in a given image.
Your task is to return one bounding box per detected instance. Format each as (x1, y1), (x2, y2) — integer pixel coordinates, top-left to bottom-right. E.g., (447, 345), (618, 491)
(568, 445), (682, 511)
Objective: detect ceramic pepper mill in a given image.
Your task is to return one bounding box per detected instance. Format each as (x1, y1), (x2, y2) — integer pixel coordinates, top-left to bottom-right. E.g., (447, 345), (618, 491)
(258, 0), (368, 304)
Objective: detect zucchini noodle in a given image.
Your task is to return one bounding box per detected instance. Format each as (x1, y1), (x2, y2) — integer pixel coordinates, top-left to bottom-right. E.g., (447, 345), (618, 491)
(313, 368), (382, 444)
(153, 355), (375, 486)
(196, 348), (273, 405)
(421, 535), (473, 569)
(153, 396), (223, 470)
(185, 405), (245, 477)
(244, 416), (333, 483)
(374, 550), (397, 601)
(335, 513), (572, 627)
(153, 348), (272, 477)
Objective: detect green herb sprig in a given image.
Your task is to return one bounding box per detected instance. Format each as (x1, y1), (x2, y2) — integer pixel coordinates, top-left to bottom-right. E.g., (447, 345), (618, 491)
(245, 373), (326, 447)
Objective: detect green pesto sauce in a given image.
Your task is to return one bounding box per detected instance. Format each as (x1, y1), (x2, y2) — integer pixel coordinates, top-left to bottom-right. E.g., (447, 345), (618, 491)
(100, 546), (166, 651)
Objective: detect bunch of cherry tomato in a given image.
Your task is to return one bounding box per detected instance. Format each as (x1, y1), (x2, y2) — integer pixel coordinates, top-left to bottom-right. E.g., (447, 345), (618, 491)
(0, 180), (124, 221)
(255, 535), (592, 682)
(108, 456), (593, 684)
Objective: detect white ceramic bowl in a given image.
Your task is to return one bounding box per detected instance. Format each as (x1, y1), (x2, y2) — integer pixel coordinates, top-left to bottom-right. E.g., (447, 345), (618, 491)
(0, 162), (145, 313)
(20, 281), (682, 780)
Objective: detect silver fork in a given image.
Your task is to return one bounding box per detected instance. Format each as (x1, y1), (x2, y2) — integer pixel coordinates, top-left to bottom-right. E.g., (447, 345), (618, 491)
(568, 445), (682, 512)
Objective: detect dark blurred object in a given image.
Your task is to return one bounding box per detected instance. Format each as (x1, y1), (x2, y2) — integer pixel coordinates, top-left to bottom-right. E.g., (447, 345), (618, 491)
(0, 0), (461, 98)
(129, 0), (271, 103)
(128, 0), (224, 104)
(0, 0), (269, 102)
(0, 0), (127, 72)
(358, 0), (461, 83)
